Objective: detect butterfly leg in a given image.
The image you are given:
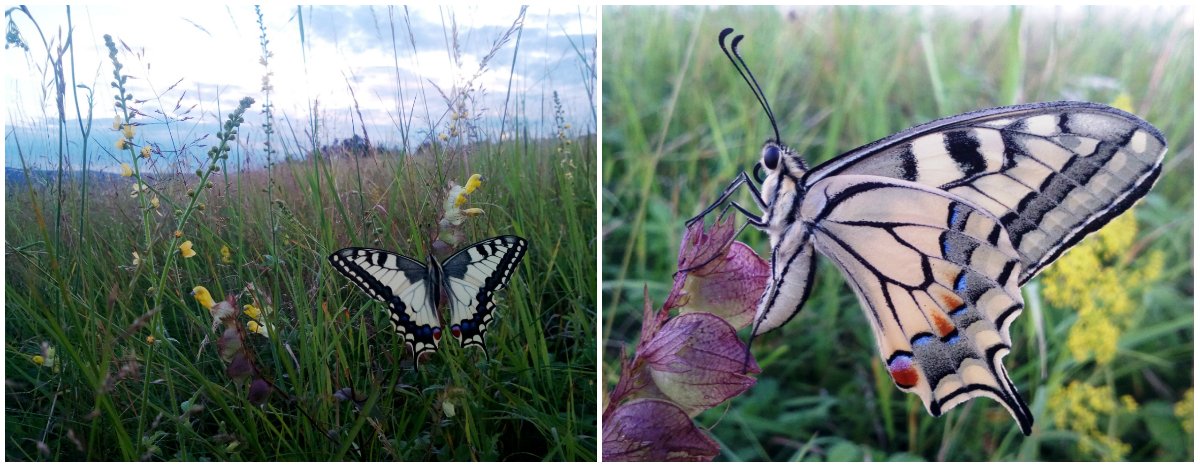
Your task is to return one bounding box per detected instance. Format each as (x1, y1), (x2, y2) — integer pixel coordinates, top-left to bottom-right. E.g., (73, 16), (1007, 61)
(686, 171), (767, 226)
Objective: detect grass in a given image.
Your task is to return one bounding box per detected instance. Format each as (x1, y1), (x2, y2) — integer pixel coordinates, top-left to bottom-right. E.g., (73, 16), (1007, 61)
(602, 5), (1192, 462)
(5, 6), (596, 461)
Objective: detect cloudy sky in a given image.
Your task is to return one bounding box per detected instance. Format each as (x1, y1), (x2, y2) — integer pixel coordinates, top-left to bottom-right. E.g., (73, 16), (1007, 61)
(3, 5), (596, 172)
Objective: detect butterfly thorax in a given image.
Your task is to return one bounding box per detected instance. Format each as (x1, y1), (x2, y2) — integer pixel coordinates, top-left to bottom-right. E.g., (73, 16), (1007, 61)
(426, 253), (448, 310)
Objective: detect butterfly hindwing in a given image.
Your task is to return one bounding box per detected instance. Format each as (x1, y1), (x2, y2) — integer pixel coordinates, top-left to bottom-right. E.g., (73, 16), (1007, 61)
(328, 248), (443, 361)
(442, 235), (529, 357)
(799, 175), (1032, 434)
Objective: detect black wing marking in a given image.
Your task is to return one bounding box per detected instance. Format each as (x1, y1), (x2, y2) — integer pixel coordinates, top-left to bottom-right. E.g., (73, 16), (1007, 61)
(441, 235), (529, 358)
(328, 248), (443, 362)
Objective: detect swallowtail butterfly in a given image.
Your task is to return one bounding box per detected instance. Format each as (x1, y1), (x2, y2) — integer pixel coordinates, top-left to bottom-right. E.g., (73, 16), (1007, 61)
(691, 28), (1166, 435)
(329, 235), (528, 364)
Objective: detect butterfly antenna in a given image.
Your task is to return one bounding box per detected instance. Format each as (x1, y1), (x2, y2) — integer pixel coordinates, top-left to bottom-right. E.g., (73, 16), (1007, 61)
(718, 28), (781, 143)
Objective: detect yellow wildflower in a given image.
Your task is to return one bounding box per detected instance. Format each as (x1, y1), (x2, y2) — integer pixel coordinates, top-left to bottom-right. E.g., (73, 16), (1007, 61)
(1176, 388), (1194, 435)
(247, 320), (269, 337)
(243, 304), (261, 320)
(1048, 382), (1129, 460)
(174, 230), (183, 238)
(122, 124), (135, 139)
(132, 251), (141, 266)
(146, 335), (155, 344)
(150, 195), (160, 209)
(1110, 92), (1134, 113)
(438, 132), (448, 142)
(141, 145), (152, 158)
(130, 183), (148, 198)
(116, 139), (128, 150)
(1042, 210), (1160, 365)
(455, 193), (468, 207)
(192, 286), (236, 331)
(1120, 395), (1138, 412)
(463, 208), (484, 217)
(192, 285), (216, 310)
(221, 245), (232, 264)
(33, 345), (58, 372)
(464, 173), (482, 194)
(179, 240), (196, 258)
(120, 163), (133, 177)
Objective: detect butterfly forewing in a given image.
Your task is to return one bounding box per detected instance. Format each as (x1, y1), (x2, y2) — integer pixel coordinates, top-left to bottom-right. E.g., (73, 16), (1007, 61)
(442, 235), (529, 357)
(800, 175), (1033, 434)
(328, 248), (443, 361)
(803, 101), (1167, 283)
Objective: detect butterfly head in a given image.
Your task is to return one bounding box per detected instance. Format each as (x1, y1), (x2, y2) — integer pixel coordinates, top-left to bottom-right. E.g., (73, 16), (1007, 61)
(756, 140), (807, 201)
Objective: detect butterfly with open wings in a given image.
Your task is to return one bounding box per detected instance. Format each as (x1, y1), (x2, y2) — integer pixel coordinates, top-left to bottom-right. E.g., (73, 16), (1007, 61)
(690, 28), (1166, 435)
(329, 235), (528, 364)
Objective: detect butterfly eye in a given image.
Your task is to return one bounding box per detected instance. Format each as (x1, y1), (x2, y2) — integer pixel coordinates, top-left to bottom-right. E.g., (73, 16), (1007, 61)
(762, 145), (780, 170)
(753, 162), (765, 183)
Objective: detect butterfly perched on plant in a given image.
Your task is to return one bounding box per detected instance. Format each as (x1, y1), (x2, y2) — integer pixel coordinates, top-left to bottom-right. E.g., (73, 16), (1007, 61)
(690, 28), (1167, 435)
(329, 235), (528, 364)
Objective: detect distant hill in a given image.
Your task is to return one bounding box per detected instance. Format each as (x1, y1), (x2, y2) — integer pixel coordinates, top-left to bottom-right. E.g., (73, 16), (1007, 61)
(5, 167), (125, 190)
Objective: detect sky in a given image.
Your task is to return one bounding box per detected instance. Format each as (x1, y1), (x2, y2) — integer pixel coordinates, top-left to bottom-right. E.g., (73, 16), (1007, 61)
(3, 5), (597, 173)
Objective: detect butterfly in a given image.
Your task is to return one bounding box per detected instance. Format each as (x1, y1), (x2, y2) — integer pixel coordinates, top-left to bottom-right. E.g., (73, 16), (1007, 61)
(328, 235), (528, 364)
(690, 28), (1167, 435)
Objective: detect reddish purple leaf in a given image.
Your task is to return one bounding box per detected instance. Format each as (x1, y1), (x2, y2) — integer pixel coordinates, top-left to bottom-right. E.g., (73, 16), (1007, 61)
(639, 312), (760, 416)
(602, 399), (719, 462)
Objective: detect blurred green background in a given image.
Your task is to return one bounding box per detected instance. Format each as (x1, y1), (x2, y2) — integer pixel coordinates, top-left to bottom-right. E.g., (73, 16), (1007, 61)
(602, 5), (1192, 461)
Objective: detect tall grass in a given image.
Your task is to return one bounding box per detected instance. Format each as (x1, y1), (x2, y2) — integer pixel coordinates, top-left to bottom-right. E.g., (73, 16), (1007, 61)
(6, 6), (596, 461)
(602, 5), (1192, 461)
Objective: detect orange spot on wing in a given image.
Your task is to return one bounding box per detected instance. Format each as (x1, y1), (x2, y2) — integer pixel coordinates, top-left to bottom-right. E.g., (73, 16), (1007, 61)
(936, 290), (964, 311)
(931, 311), (956, 336)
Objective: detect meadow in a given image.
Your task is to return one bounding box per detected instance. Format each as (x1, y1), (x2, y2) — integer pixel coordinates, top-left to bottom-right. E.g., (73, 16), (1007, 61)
(5, 6), (596, 461)
(602, 6), (1193, 462)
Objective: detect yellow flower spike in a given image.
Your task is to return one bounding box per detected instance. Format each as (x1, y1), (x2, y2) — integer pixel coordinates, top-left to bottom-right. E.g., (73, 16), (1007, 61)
(32, 355), (45, 365)
(179, 240), (196, 258)
(120, 163), (133, 177)
(141, 145), (152, 158)
(116, 139), (128, 150)
(221, 245), (232, 264)
(464, 173), (482, 194)
(122, 124), (135, 139)
(243, 304), (261, 320)
(463, 208), (484, 217)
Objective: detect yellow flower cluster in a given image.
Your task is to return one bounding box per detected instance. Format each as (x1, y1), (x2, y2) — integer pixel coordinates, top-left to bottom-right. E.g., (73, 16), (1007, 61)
(1176, 388), (1193, 436)
(1041, 210), (1163, 364)
(1048, 381), (1135, 461)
